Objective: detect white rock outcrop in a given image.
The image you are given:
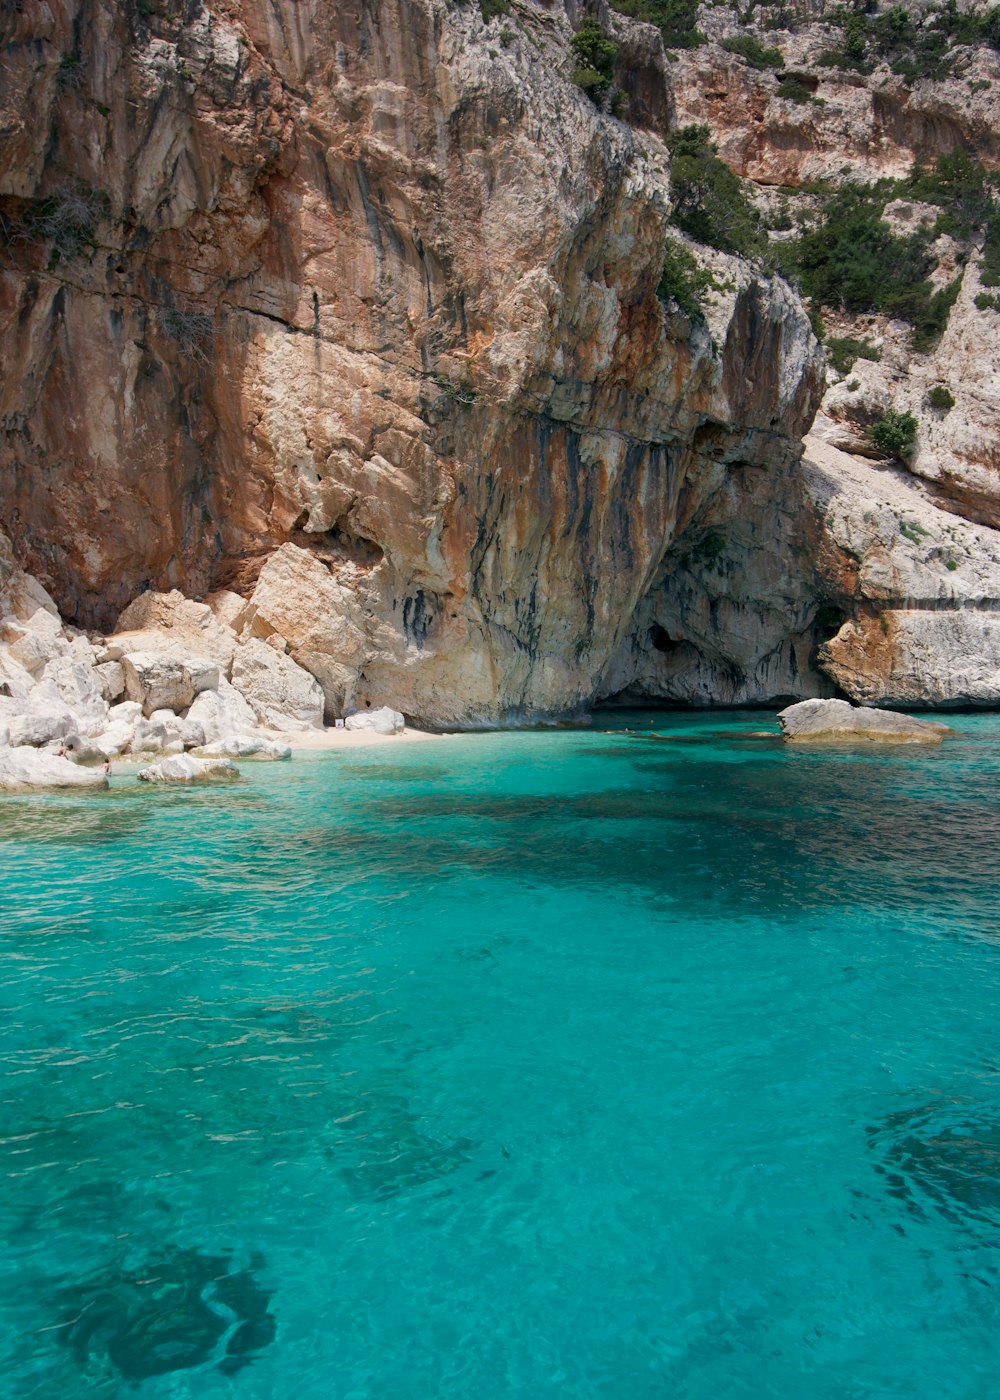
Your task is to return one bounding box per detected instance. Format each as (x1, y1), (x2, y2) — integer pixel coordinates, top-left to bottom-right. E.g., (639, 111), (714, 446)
(196, 735), (292, 760)
(230, 638), (325, 731)
(805, 438), (1000, 706)
(778, 698), (951, 744)
(121, 651), (220, 717)
(344, 706), (405, 735)
(114, 590), (238, 670)
(137, 754), (240, 784)
(243, 545), (367, 719)
(0, 746), (110, 791)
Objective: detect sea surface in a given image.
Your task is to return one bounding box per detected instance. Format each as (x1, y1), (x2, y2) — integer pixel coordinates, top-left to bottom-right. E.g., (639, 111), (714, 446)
(2, 711), (1000, 1399)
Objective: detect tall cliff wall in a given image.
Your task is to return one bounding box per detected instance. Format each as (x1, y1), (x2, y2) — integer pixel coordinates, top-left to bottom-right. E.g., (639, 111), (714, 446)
(0, 0), (829, 723)
(2, 0), (1000, 722)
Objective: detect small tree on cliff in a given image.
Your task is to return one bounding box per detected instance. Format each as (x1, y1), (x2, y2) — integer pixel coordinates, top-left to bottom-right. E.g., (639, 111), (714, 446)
(570, 20), (619, 106)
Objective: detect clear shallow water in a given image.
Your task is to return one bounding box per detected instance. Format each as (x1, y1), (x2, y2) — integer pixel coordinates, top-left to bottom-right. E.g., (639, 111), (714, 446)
(2, 711), (1000, 1398)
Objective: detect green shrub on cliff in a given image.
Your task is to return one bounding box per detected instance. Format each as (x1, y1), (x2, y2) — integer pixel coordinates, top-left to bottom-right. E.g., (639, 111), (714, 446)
(657, 238), (720, 322)
(721, 34), (784, 68)
(825, 335), (881, 375)
(817, 0), (1000, 81)
(570, 20), (619, 105)
(927, 384), (955, 411)
(870, 409), (917, 459)
(788, 185), (935, 317)
(667, 125), (765, 259)
(612, 0), (705, 49)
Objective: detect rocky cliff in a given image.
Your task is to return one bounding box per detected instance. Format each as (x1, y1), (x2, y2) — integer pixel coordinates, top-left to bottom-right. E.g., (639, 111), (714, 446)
(2, 0), (1000, 725)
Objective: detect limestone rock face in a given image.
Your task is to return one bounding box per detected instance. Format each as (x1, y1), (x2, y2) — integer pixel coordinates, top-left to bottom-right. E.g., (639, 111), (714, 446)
(670, 25), (1000, 186)
(805, 437), (1000, 707)
(230, 638), (325, 731)
(778, 698), (951, 744)
(121, 652), (220, 717)
(0, 0), (824, 726)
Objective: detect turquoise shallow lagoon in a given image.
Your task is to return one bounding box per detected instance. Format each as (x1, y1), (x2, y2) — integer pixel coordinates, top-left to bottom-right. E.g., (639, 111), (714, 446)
(2, 710), (1000, 1398)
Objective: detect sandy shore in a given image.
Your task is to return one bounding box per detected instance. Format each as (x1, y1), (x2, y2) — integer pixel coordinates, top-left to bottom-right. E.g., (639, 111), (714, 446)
(281, 725), (456, 751)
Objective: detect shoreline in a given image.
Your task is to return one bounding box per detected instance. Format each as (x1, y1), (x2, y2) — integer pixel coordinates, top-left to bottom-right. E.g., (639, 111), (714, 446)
(279, 725), (455, 751)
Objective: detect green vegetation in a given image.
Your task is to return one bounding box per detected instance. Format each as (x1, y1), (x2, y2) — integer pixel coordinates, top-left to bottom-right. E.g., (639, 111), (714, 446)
(667, 125), (764, 258)
(870, 410), (918, 459)
(826, 335), (881, 375)
(772, 153), (1000, 352)
(975, 290), (1000, 311)
(433, 370), (478, 405)
(909, 149), (996, 239)
(721, 34), (783, 68)
(899, 516), (931, 542)
(480, 0), (510, 21)
(816, 1), (1000, 81)
(927, 384), (955, 411)
(657, 238), (720, 322)
(611, 0), (704, 50)
(775, 77), (817, 102)
(56, 52), (84, 91)
(570, 19), (619, 105)
(783, 184), (935, 318)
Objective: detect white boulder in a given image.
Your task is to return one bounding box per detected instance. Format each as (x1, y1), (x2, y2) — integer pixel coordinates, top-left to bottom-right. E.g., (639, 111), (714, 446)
(777, 698), (951, 744)
(94, 660), (125, 702)
(121, 651), (219, 716)
(230, 639), (324, 731)
(8, 706), (75, 748)
(137, 754), (240, 784)
(113, 589), (238, 669)
(196, 734), (291, 760)
(0, 746), (109, 791)
(344, 705), (405, 735)
(184, 679), (258, 744)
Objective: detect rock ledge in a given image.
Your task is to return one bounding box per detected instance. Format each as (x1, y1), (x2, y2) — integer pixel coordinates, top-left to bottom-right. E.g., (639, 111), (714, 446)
(778, 698), (951, 744)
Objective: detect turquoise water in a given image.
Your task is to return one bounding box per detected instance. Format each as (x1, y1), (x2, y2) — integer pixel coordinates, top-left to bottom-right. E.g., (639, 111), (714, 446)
(2, 712), (1000, 1398)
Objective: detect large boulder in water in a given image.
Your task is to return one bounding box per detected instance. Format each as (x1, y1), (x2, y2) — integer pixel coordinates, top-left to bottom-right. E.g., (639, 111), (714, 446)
(195, 734), (291, 761)
(778, 698), (951, 744)
(137, 754), (239, 784)
(0, 746), (109, 791)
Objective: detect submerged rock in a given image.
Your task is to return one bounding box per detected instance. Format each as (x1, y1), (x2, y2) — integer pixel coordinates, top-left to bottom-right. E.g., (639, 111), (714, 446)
(196, 734), (291, 761)
(137, 754), (240, 784)
(0, 746), (109, 791)
(777, 698), (951, 744)
(345, 706), (405, 736)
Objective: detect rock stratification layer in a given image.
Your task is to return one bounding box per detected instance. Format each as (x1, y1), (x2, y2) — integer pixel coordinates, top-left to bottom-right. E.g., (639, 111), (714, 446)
(0, 0), (824, 724)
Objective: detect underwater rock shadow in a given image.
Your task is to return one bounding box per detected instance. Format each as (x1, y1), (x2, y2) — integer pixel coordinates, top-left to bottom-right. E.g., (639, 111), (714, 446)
(867, 1096), (1000, 1231)
(52, 1245), (276, 1382)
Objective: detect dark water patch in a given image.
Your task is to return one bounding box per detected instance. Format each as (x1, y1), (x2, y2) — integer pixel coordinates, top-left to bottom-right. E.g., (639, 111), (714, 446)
(867, 1098), (1000, 1230)
(52, 1246), (276, 1380)
(280, 750), (1000, 926)
(335, 764), (455, 783)
(332, 1093), (480, 1201)
(0, 797), (153, 847)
